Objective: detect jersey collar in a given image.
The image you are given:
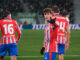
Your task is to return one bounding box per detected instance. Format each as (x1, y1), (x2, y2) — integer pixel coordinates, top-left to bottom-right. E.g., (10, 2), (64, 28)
(55, 14), (60, 15)
(4, 18), (11, 19)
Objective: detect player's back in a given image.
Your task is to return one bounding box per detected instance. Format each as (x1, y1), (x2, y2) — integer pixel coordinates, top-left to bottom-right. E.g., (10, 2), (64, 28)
(52, 14), (69, 44)
(0, 18), (19, 44)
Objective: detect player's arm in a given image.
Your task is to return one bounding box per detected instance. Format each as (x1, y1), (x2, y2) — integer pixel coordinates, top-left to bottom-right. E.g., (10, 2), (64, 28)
(15, 21), (21, 44)
(65, 22), (70, 51)
(40, 38), (46, 55)
(43, 38), (46, 48)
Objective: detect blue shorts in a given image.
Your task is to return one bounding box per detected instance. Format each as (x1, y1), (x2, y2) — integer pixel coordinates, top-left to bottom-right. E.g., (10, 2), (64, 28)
(0, 43), (18, 56)
(58, 44), (65, 54)
(44, 52), (57, 60)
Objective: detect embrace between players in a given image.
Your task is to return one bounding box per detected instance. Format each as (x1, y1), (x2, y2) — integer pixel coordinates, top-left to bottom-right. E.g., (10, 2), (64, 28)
(40, 5), (70, 60)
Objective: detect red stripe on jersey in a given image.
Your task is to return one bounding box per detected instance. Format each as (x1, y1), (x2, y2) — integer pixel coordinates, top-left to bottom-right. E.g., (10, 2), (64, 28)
(8, 37), (10, 44)
(1, 36), (16, 44)
(4, 37), (6, 44)
(49, 52), (52, 60)
(57, 35), (66, 44)
(12, 37), (16, 43)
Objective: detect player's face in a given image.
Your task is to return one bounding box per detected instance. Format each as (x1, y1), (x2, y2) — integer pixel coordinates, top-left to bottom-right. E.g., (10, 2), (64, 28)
(52, 11), (55, 16)
(44, 13), (52, 21)
(66, 14), (70, 18)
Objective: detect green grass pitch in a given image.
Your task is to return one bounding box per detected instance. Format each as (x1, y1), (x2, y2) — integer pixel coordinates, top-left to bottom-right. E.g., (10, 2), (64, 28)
(0, 30), (80, 60)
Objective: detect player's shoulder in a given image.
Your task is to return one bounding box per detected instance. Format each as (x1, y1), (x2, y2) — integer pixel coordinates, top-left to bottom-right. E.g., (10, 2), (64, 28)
(12, 19), (16, 21)
(65, 17), (69, 22)
(0, 20), (2, 22)
(57, 15), (66, 19)
(0, 19), (4, 21)
(12, 19), (17, 23)
(0, 19), (4, 23)
(53, 15), (65, 19)
(57, 15), (68, 21)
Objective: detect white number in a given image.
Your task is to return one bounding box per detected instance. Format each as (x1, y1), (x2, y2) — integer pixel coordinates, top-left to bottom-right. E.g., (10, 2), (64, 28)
(60, 22), (65, 32)
(57, 21), (65, 32)
(3, 24), (7, 34)
(3, 24), (14, 34)
(8, 24), (14, 34)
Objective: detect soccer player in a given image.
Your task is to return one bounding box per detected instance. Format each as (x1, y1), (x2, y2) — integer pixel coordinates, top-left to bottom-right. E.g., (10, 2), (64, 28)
(40, 8), (58, 60)
(0, 9), (21, 60)
(52, 6), (70, 60)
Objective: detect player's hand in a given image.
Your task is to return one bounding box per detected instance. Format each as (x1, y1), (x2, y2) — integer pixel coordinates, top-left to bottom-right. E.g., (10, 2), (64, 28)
(40, 47), (45, 55)
(48, 18), (56, 24)
(65, 43), (69, 51)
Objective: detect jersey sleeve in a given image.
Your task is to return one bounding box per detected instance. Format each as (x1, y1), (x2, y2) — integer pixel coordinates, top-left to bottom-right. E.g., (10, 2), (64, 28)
(66, 17), (69, 23)
(14, 21), (21, 42)
(65, 18), (69, 27)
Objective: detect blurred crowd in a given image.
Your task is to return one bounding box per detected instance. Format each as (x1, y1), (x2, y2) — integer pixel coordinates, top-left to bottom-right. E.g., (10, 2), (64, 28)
(23, 0), (73, 13)
(0, 0), (73, 13)
(24, 0), (73, 23)
(0, 0), (74, 23)
(0, 0), (24, 12)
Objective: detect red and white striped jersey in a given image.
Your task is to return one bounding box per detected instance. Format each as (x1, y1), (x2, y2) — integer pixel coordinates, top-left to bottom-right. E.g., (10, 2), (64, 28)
(45, 23), (58, 53)
(0, 18), (21, 44)
(52, 14), (69, 44)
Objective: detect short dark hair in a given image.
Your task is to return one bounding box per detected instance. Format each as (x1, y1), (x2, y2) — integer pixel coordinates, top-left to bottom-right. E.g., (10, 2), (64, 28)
(43, 8), (52, 14)
(0, 8), (10, 19)
(61, 10), (70, 17)
(52, 5), (60, 13)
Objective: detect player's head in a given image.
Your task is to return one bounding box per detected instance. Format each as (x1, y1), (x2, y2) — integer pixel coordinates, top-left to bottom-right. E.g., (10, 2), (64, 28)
(43, 8), (52, 22)
(0, 9), (11, 19)
(52, 5), (60, 15)
(61, 10), (70, 18)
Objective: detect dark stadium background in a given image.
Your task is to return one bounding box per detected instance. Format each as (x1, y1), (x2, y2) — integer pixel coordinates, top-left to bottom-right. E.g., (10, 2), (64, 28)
(0, 0), (80, 60)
